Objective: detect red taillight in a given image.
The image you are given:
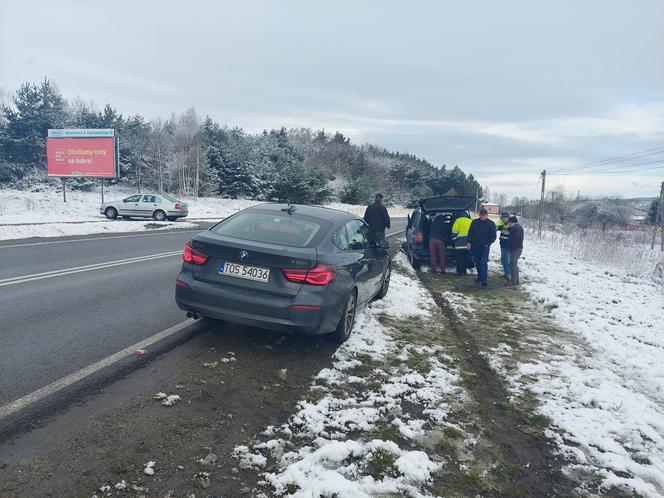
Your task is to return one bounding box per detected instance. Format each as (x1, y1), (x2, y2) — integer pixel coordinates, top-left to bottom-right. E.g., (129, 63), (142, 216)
(175, 279), (189, 288)
(414, 231), (423, 244)
(283, 264), (335, 286)
(175, 203), (181, 209)
(183, 241), (208, 264)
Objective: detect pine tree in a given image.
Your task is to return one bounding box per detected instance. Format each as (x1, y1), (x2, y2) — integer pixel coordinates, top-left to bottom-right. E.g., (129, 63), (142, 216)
(0, 78), (65, 174)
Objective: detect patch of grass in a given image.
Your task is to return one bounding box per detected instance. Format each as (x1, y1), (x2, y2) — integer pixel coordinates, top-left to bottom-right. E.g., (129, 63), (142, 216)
(170, 422), (188, 435)
(528, 413), (551, 427)
(443, 426), (463, 439)
(367, 448), (400, 478)
(110, 461), (130, 475)
(375, 423), (399, 442)
(404, 350), (431, 373)
(494, 462), (522, 479)
(631, 454), (651, 465)
(284, 483), (300, 494)
(590, 472), (605, 486)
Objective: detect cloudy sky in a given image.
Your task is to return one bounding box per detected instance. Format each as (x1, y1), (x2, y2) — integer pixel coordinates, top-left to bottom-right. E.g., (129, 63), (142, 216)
(2, 0), (663, 199)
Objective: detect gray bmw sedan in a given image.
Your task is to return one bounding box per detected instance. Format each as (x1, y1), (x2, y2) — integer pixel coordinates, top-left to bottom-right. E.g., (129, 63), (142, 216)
(175, 203), (391, 342)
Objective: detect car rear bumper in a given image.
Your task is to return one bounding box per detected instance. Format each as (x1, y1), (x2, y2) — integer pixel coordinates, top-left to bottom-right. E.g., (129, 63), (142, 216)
(167, 209), (188, 217)
(175, 272), (344, 335)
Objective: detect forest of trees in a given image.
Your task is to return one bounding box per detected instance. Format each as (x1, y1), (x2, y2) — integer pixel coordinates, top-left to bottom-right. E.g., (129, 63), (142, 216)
(0, 78), (483, 206)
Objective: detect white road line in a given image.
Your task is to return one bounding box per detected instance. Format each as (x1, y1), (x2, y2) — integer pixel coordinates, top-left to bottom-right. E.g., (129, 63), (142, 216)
(388, 229), (406, 237)
(0, 250), (182, 287)
(0, 229), (202, 249)
(0, 319), (198, 420)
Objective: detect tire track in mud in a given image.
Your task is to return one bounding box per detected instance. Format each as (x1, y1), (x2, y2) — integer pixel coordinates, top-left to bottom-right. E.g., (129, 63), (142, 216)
(417, 271), (577, 497)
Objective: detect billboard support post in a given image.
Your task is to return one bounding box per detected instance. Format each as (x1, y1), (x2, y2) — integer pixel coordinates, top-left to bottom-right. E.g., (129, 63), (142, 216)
(101, 179), (105, 204)
(62, 178), (67, 203)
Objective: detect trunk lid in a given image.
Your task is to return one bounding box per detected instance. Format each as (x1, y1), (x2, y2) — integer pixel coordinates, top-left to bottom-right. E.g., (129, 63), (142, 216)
(190, 232), (317, 297)
(419, 195), (476, 213)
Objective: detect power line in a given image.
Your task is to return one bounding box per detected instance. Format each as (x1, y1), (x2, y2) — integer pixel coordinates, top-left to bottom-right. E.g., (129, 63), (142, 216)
(548, 146), (664, 175)
(549, 158), (664, 176)
(586, 164), (664, 175)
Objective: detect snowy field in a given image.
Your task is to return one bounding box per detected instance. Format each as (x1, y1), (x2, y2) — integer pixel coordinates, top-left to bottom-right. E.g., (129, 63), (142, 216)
(491, 234), (664, 496)
(0, 187), (408, 241)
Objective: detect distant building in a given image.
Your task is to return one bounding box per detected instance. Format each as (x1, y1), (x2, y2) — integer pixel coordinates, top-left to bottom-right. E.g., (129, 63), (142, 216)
(480, 202), (501, 215)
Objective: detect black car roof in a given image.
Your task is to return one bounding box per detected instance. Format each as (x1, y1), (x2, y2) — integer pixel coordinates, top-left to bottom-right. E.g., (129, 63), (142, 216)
(246, 203), (357, 224)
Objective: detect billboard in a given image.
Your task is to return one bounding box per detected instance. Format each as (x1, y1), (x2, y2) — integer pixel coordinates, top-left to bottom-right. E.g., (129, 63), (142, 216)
(47, 129), (118, 178)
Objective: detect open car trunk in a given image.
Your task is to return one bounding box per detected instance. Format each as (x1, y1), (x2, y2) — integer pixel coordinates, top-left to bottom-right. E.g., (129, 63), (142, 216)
(418, 195), (475, 213)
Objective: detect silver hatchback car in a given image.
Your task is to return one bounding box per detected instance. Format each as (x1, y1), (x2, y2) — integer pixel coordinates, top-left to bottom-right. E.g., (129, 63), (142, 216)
(100, 193), (189, 221)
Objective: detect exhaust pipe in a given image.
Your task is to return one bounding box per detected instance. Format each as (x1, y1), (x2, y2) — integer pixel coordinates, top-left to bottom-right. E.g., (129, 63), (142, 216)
(186, 311), (201, 320)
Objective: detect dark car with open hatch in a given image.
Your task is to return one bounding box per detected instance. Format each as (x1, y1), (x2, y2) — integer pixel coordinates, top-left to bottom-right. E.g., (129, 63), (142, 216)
(402, 195), (476, 270)
(175, 203), (391, 342)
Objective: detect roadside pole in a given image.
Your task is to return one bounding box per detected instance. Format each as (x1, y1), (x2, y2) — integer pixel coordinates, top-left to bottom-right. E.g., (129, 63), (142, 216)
(538, 170), (546, 237)
(653, 181), (664, 251)
(62, 177), (67, 203)
(661, 182), (664, 251)
(101, 179), (105, 204)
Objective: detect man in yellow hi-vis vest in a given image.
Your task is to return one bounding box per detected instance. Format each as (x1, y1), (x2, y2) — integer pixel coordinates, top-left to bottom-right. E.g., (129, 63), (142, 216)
(451, 214), (472, 275)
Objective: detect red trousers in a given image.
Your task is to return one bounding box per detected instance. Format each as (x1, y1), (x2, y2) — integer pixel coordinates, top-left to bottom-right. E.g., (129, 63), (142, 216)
(429, 239), (446, 272)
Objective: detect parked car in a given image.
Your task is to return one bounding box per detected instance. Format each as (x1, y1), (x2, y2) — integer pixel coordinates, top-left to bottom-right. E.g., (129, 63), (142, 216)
(402, 195), (475, 269)
(175, 203), (391, 343)
(100, 193), (188, 221)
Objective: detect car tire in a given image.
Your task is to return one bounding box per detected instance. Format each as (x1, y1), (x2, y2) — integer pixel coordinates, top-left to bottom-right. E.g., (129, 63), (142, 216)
(331, 289), (357, 344)
(167, 216), (178, 222)
(374, 265), (391, 300)
(105, 207), (118, 219)
(409, 251), (420, 270)
(153, 210), (167, 221)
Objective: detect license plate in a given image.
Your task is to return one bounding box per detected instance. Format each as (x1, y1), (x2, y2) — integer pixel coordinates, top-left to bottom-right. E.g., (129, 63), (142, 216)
(219, 261), (270, 283)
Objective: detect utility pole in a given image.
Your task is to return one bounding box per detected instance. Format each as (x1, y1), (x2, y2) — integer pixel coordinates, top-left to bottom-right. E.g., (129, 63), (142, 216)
(538, 170), (546, 237)
(651, 181), (664, 250)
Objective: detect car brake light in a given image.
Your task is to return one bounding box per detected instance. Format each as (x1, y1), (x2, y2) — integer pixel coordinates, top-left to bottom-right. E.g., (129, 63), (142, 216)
(414, 231), (424, 244)
(175, 203), (181, 209)
(283, 264), (335, 286)
(183, 241), (208, 264)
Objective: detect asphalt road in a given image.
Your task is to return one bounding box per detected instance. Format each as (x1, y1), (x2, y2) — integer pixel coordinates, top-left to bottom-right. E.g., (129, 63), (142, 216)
(0, 219), (407, 408)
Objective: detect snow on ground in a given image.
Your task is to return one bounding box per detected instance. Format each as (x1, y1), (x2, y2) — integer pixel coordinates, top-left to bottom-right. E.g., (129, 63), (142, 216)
(0, 219), (198, 240)
(233, 257), (466, 497)
(0, 187), (407, 240)
(492, 233), (664, 496)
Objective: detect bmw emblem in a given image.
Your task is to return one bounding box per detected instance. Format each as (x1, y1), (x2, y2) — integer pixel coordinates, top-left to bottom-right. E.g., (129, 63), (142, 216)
(239, 250), (249, 261)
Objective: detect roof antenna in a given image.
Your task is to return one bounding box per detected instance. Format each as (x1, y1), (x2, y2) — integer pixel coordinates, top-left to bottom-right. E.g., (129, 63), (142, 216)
(281, 203), (297, 215)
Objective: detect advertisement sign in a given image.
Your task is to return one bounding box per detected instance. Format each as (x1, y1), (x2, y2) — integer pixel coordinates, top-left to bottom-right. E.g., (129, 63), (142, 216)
(47, 129), (117, 178)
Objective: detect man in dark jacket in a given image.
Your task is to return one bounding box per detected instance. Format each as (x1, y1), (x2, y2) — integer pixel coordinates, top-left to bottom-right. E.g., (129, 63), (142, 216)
(506, 215), (524, 286)
(466, 208), (496, 287)
(364, 193), (391, 240)
(496, 211), (511, 280)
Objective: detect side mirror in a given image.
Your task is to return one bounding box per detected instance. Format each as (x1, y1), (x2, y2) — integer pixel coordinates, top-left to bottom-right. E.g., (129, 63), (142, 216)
(378, 239), (390, 250)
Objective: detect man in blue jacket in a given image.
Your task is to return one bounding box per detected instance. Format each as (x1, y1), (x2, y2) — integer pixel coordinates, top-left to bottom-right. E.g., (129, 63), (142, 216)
(466, 208), (496, 287)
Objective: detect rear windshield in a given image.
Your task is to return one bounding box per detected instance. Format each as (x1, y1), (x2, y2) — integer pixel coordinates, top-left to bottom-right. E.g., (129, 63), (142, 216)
(211, 210), (330, 248)
(161, 193), (180, 202)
